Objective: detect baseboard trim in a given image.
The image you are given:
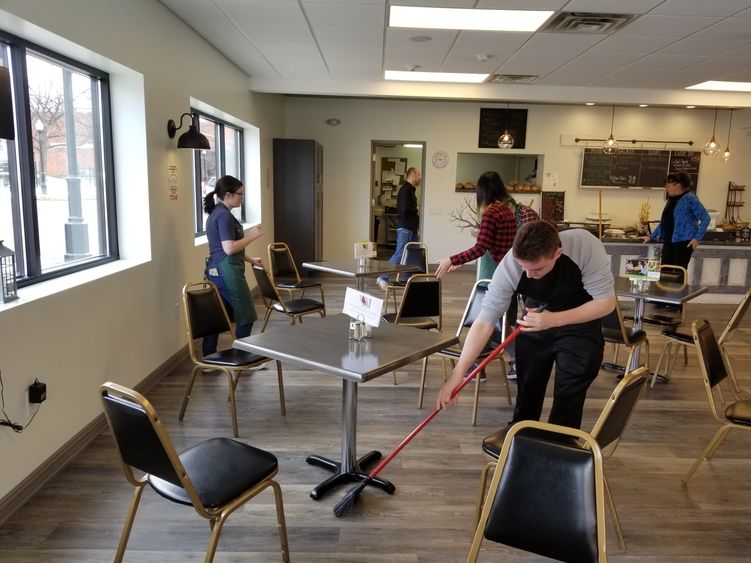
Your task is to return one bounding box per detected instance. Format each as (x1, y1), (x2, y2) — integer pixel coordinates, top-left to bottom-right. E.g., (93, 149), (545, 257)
(0, 345), (188, 526)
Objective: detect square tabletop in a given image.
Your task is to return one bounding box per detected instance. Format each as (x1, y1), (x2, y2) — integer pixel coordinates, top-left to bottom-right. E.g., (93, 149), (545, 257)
(303, 259), (418, 279)
(235, 314), (458, 383)
(614, 276), (707, 305)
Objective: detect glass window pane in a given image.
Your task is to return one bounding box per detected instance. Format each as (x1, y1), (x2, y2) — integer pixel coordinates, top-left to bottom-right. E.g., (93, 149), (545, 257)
(27, 51), (111, 273)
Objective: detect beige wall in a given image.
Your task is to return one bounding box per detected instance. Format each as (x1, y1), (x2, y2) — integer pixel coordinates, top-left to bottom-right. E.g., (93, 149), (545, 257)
(283, 97), (751, 262)
(0, 0), (285, 501)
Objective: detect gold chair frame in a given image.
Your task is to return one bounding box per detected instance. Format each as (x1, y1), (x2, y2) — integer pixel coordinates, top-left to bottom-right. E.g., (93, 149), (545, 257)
(383, 241), (428, 314)
(252, 264), (326, 332)
(267, 241), (325, 301)
(100, 382), (290, 563)
(468, 420), (607, 563)
(682, 319), (751, 484)
(180, 280), (285, 438)
(475, 366), (649, 552)
(419, 279), (512, 426)
(603, 298), (650, 381)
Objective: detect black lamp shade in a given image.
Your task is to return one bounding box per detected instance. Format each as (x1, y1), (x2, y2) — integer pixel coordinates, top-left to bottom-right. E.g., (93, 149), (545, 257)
(0, 66), (14, 141)
(177, 125), (210, 149)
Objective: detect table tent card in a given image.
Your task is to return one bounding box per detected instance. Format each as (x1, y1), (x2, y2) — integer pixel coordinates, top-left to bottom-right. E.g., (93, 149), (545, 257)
(343, 287), (383, 327)
(624, 258), (660, 280)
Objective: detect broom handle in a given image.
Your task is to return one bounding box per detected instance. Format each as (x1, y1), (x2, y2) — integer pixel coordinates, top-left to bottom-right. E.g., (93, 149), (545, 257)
(364, 325), (524, 481)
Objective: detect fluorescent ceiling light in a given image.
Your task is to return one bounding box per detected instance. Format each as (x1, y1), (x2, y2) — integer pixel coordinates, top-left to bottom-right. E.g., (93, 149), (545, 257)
(403, 144), (422, 148)
(585, 102), (595, 106)
(385, 70), (488, 83)
(686, 80), (751, 92)
(389, 6), (553, 32)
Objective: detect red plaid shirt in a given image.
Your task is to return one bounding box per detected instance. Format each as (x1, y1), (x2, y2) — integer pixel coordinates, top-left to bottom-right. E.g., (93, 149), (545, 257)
(450, 202), (539, 265)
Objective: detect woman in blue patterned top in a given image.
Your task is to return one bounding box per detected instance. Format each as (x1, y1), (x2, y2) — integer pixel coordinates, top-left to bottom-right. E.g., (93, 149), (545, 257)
(643, 172), (710, 270)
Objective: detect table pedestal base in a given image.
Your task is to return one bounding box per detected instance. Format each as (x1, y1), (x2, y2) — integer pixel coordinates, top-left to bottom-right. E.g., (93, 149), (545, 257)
(306, 450), (396, 499)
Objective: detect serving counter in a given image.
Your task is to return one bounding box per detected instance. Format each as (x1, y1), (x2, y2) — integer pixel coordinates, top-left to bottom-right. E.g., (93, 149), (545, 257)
(602, 238), (751, 296)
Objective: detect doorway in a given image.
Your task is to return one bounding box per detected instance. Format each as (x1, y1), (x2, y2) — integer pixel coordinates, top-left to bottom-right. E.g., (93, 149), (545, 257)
(370, 141), (425, 260)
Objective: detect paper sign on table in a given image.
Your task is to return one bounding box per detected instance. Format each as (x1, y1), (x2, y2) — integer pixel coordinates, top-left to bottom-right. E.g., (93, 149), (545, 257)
(354, 241), (377, 259)
(342, 287), (382, 327)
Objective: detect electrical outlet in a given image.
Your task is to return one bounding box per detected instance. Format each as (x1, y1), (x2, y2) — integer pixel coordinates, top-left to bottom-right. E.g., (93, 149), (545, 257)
(174, 302), (180, 320)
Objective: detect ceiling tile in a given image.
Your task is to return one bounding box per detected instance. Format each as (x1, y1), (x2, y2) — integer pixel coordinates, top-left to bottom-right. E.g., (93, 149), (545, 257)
(563, 0), (662, 13)
(614, 15), (722, 37)
(592, 34), (677, 54)
(451, 30), (532, 51)
(522, 33), (606, 52)
(650, 0), (751, 16)
(303, 2), (385, 25)
(638, 54), (710, 69)
(658, 38), (751, 56)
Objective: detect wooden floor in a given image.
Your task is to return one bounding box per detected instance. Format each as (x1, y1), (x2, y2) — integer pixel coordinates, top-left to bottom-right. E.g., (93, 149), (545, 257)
(1, 270), (750, 562)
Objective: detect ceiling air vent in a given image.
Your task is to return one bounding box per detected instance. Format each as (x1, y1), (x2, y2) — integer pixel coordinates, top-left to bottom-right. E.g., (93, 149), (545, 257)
(540, 12), (638, 34)
(488, 74), (539, 84)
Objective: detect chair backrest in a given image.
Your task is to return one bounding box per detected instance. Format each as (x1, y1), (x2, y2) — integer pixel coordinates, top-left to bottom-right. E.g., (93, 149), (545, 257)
(659, 263), (687, 286)
(183, 281), (232, 341)
(268, 242), (300, 282)
(601, 299), (633, 345)
(478, 420), (606, 563)
(395, 273), (441, 328)
(252, 264), (282, 305)
(590, 366), (648, 459)
(399, 242), (427, 274)
(693, 319), (737, 422)
(100, 383), (203, 508)
(458, 279), (504, 338)
(718, 287), (751, 346)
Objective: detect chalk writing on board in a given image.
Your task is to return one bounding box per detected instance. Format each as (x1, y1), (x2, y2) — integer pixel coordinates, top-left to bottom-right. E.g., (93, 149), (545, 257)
(478, 108), (528, 149)
(580, 148), (700, 190)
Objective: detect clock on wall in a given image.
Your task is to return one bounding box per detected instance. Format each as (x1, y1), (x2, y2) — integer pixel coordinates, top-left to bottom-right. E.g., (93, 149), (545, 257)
(431, 150), (449, 169)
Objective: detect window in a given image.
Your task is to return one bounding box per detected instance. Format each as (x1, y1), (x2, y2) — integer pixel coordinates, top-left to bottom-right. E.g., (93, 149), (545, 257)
(193, 112), (244, 235)
(0, 32), (117, 287)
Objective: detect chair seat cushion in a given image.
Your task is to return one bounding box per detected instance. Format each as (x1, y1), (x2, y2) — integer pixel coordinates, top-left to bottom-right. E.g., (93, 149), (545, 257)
(148, 438), (278, 508)
(202, 348), (267, 368)
(482, 426), (583, 459)
(660, 329), (692, 344)
(440, 342), (496, 359)
(276, 279), (321, 289)
(603, 327), (647, 345)
(382, 313), (437, 330)
(273, 298), (323, 314)
(725, 400), (751, 425)
(387, 280), (407, 288)
(641, 313), (681, 327)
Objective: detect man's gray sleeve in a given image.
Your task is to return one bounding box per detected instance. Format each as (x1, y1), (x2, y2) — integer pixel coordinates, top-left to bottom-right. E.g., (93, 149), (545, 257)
(564, 230), (614, 299)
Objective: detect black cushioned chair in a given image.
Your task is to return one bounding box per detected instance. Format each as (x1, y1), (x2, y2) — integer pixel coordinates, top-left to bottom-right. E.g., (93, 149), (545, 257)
(477, 366), (648, 552)
(468, 420), (607, 563)
(382, 273), (441, 385)
(419, 279), (512, 426)
(682, 319), (751, 484)
(252, 264), (326, 331)
(100, 382), (290, 563)
(180, 280), (285, 438)
(602, 299), (650, 380)
(267, 241), (325, 301)
(383, 241), (427, 313)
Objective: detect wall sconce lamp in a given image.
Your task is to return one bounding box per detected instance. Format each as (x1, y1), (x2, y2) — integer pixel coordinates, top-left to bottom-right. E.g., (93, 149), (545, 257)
(602, 106), (618, 154)
(722, 108), (733, 163)
(167, 112), (210, 149)
(703, 108), (721, 157)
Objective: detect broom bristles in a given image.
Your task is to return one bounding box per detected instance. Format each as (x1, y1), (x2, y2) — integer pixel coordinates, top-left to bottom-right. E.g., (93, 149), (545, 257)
(333, 479), (369, 518)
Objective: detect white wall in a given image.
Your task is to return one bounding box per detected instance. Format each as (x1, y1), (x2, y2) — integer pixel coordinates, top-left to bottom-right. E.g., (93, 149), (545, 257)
(0, 0), (284, 501)
(283, 97), (751, 262)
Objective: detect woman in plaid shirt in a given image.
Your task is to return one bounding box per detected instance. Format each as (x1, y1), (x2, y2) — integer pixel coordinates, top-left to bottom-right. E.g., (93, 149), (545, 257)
(435, 171), (538, 280)
(435, 171), (538, 379)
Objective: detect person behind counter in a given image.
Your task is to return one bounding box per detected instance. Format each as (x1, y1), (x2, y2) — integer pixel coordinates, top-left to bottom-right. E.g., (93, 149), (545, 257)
(202, 175), (264, 356)
(642, 172), (710, 270)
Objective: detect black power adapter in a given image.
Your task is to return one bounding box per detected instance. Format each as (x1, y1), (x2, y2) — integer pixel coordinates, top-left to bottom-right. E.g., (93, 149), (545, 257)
(29, 380), (46, 404)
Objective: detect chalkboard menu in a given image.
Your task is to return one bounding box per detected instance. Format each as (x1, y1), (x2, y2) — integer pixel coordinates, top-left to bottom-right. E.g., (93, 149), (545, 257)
(541, 191), (565, 222)
(580, 148), (701, 190)
(478, 108), (528, 149)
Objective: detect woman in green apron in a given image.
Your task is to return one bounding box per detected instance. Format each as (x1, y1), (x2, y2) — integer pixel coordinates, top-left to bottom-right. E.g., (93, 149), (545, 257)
(202, 175), (264, 356)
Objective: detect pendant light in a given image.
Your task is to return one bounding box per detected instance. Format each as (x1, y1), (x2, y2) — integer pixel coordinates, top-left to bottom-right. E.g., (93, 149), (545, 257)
(602, 106), (618, 154)
(497, 102), (514, 149)
(722, 108), (733, 163)
(703, 108), (721, 157)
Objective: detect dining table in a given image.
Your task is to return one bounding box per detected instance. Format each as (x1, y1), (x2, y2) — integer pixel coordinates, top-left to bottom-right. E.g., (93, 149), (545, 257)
(303, 259), (418, 292)
(613, 276), (707, 373)
(234, 314), (458, 501)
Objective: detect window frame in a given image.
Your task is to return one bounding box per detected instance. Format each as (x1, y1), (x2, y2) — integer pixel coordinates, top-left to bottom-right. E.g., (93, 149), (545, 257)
(0, 30), (118, 288)
(192, 110), (245, 236)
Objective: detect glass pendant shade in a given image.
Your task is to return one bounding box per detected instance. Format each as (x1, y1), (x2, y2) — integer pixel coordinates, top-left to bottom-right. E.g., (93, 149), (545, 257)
(721, 147), (731, 163)
(497, 130), (514, 149)
(721, 108), (733, 163)
(703, 108), (720, 157)
(703, 136), (720, 157)
(602, 134), (618, 154)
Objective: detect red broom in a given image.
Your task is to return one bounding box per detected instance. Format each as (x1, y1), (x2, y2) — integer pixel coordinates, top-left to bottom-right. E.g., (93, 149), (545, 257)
(332, 313), (535, 518)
